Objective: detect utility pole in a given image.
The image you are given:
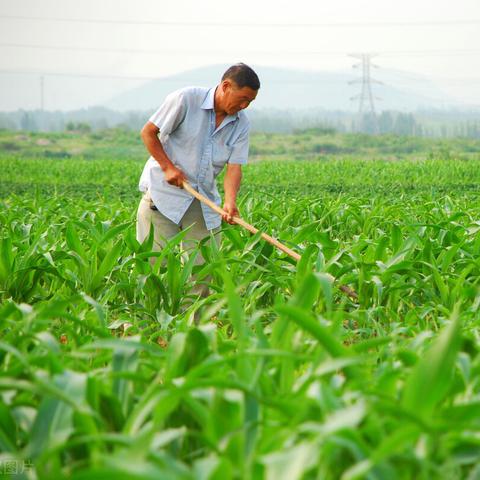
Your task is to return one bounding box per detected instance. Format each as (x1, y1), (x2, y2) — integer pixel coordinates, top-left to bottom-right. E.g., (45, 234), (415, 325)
(349, 53), (382, 133)
(40, 75), (45, 111)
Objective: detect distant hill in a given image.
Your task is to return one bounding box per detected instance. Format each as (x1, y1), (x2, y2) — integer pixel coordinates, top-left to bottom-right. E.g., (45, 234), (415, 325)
(104, 64), (456, 112)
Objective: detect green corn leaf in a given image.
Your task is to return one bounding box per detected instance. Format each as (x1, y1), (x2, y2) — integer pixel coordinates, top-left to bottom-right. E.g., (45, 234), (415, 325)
(112, 340), (140, 418)
(89, 239), (123, 292)
(275, 304), (348, 359)
(0, 237), (14, 285)
(402, 306), (462, 421)
(65, 222), (87, 259)
(27, 370), (87, 459)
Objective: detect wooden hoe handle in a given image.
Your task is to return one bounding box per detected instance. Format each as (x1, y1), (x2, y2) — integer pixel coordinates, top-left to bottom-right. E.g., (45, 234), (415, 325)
(182, 181), (358, 300)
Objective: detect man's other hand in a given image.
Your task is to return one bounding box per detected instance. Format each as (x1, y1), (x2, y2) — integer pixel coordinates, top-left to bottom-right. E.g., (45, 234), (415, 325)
(222, 202), (239, 224)
(164, 165), (187, 188)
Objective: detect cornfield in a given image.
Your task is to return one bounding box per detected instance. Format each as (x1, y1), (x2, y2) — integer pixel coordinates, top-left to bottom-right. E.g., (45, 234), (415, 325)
(1, 144), (480, 479)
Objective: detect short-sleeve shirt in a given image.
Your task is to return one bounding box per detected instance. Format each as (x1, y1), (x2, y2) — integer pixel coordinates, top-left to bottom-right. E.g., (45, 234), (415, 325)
(138, 86), (250, 230)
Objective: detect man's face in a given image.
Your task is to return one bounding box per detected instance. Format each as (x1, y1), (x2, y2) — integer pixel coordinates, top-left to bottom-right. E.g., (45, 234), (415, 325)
(221, 80), (258, 115)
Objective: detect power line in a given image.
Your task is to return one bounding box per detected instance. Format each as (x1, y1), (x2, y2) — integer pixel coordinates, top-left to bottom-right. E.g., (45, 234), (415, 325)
(0, 68), (479, 86)
(0, 42), (343, 56)
(388, 78), (480, 86)
(1, 14), (480, 28)
(0, 69), (169, 81)
(381, 49), (480, 57)
(1, 43), (479, 58)
(0, 69), (360, 83)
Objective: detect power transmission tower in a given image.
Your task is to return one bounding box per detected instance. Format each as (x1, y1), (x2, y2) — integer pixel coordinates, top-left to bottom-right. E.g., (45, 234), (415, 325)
(349, 53), (382, 133)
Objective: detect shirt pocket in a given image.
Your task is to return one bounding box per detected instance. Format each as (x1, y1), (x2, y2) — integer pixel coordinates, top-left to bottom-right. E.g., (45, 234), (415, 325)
(212, 142), (233, 175)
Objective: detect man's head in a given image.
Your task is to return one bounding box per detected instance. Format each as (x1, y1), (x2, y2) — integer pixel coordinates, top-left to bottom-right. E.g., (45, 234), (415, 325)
(216, 63), (260, 116)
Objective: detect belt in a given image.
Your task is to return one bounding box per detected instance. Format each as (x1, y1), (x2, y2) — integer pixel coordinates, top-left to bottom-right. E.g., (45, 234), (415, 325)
(145, 189), (158, 211)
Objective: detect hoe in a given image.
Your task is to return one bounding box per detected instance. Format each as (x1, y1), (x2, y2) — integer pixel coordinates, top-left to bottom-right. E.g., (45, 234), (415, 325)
(183, 181), (358, 300)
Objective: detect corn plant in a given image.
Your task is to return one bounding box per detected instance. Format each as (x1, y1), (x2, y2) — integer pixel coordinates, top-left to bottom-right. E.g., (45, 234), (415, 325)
(1, 149), (480, 479)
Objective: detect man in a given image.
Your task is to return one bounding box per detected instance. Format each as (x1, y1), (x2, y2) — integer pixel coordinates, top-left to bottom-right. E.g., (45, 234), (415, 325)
(136, 63), (260, 299)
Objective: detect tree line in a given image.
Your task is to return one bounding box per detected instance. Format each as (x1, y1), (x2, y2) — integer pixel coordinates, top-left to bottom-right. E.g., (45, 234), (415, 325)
(0, 107), (479, 138)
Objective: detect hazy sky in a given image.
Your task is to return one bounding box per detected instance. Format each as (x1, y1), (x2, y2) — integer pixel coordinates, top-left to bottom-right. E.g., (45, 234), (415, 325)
(0, 0), (479, 110)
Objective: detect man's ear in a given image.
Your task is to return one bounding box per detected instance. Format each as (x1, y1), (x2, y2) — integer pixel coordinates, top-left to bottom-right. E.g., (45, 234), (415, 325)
(222, 79), (232, 93)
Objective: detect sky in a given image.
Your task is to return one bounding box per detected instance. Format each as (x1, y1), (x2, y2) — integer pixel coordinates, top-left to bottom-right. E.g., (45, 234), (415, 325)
(0, 0), (479, 110)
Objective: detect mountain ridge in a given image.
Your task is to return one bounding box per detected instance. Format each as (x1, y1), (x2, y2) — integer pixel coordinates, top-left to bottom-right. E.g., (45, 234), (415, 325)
(104, 64), (456, 112)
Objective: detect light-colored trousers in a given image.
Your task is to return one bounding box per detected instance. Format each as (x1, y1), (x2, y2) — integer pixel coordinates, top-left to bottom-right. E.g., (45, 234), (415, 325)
(136, 189), (221, 299)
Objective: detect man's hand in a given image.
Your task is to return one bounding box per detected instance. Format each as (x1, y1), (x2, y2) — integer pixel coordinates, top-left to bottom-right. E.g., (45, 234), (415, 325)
(222, 201), (239, 224)
(164, 165), (186, 188)
(223, 164), (242, 224)
(141, 122), (186, 188)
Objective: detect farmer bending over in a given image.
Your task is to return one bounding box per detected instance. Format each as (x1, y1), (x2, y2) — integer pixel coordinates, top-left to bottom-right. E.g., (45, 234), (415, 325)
(136, 62), (260, 298)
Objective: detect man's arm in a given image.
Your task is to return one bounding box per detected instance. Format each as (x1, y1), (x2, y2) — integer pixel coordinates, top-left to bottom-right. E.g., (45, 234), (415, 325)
(223, 163), (242, 224)
(140, 121), (186, 188)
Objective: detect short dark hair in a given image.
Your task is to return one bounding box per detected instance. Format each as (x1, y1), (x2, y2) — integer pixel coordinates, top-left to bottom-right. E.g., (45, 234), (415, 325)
(222, 63), (260, 91)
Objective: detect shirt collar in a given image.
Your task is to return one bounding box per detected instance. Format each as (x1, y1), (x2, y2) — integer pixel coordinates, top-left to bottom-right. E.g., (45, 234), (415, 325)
(201, 86), (239, 120)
